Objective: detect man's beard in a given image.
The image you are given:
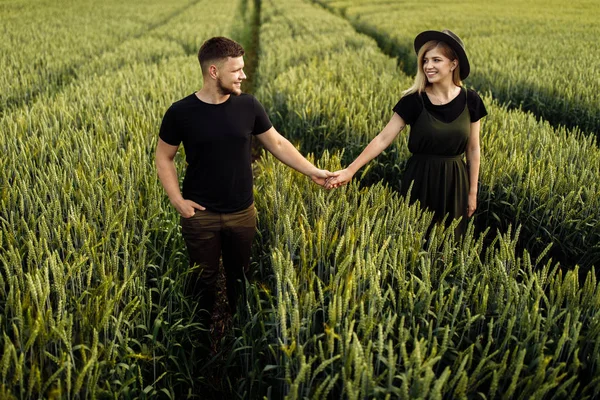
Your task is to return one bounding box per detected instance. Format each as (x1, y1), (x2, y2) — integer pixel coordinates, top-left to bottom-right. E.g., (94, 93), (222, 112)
(217, 77), (241, 96)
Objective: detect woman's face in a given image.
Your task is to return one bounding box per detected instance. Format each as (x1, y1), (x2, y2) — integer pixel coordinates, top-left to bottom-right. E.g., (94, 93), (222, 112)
(422, 47), (457, 84)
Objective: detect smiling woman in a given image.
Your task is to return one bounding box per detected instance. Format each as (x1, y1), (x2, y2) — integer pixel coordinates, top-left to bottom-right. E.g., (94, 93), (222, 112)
(423, 47), (457, 88)
(326, 29), (487, 237)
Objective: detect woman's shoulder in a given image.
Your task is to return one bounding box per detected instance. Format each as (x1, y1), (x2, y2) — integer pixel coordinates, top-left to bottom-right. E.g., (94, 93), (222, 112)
(466, 88), (486, 105)
(401, 91), (421, 100)
(465, 88), (484, 100)
(396, 91), (421, 106)
(465, 88), (488, 121)
(393, 91), (422, 125)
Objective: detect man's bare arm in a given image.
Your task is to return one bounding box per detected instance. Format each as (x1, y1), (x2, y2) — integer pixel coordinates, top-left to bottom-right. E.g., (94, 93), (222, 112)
(155, 138), (204, 217)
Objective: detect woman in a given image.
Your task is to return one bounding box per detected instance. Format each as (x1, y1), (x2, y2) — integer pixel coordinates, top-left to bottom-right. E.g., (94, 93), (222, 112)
(326, 29), (487, 237)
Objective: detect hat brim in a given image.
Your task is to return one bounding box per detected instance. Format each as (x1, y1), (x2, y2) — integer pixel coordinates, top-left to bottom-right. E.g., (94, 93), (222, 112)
(414, 31), (470, 80)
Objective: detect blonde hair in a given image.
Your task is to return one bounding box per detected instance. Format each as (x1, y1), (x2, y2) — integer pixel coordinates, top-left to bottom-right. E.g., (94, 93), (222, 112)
(402, 40), (462, 97)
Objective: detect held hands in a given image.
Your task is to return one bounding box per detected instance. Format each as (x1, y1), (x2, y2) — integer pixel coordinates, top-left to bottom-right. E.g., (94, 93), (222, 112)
(173, 168), (343, 217)
(310, 169), (340, 187)
(324, 168), (354, 189)
(174, 198), (205, 218)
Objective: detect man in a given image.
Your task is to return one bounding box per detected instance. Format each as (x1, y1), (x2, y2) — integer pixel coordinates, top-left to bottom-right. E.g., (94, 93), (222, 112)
(155, 37), (334, 340)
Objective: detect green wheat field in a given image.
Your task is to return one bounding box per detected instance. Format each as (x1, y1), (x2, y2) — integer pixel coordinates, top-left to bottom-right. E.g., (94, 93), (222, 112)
(1, 0), (599, 398)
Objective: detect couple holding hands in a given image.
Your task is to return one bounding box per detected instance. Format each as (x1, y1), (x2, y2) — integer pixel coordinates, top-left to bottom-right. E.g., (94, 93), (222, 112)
(155, 31), (487, 335)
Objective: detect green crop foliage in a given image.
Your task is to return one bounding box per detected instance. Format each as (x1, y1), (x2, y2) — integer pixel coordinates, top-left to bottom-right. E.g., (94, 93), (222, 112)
(316, 0), (600, 138)
(229, 0), (600, 397)
(255, 0), (600, 270)
(0, 0), (194, 114)
(240, 149), (600, 398)
(2, 0), (599, 397)
(0, 0), (251, 397)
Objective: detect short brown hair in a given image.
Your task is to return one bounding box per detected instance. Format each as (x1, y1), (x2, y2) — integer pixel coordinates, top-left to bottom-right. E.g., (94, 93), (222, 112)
(198, 37), (245, 75)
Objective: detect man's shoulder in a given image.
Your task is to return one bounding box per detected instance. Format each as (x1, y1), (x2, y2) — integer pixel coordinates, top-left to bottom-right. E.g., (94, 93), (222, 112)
(230, 93), (269, 114)
(231, 92), (257, 105)
(170, 93), (197, 109)
(162, 94), (200, 119)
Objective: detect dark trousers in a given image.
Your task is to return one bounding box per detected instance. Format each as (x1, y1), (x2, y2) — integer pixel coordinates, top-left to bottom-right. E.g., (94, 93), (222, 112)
(180, 203), (256, 324)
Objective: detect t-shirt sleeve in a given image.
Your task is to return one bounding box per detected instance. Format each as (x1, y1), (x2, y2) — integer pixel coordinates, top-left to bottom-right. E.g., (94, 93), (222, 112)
(252, 96), (273, 135)
(467, 89), (488, 122)
(158, 105), (181, 146)
(392, 93), (421, 125)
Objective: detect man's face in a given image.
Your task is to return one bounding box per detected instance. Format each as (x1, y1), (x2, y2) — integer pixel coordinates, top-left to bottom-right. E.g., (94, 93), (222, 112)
(216, 56), (246, 96)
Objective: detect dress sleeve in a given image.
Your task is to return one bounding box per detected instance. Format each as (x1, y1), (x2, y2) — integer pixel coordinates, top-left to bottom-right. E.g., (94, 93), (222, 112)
(252, 96), (273, 135)
(392, 92), (421, 125)
(467, 89), (488, 122)
(158, 105), (181, 146)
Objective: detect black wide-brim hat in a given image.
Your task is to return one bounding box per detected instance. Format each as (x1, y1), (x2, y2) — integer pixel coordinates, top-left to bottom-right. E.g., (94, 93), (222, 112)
(414, 29), (470, 80)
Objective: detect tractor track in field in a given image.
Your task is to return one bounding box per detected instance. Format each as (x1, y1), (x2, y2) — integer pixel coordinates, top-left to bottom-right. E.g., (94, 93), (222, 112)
(0, 0), (203, 119)
(309, 0), (599, 141)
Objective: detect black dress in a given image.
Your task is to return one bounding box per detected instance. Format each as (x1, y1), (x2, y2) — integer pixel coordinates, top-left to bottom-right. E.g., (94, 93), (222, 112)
(393, 87), (487, 237)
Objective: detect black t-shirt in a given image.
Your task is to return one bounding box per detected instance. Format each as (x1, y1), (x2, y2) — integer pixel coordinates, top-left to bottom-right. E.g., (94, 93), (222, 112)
(393, 88), (487, 125)
(159, 93), (272, 213)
